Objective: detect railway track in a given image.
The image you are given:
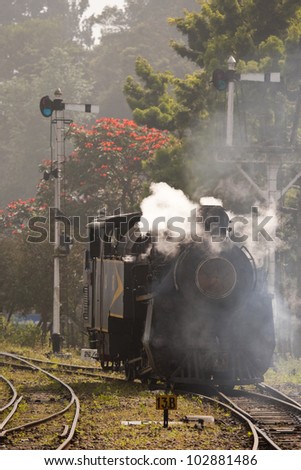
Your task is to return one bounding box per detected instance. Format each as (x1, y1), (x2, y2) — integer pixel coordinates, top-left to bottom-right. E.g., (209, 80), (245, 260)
(2, 354), (102, 376)
(1, 352), (300, 450)
(217, 386), (301, 449)
(0, 355), (129, 388)
(0, 353), (255, 450)
(182, 391), (259, 449)
(0, 352), (80, 450)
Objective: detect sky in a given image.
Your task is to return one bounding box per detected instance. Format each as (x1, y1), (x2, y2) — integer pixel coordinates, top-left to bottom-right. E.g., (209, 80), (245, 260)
(86, 0), (126, 16)
(85, 0), (126, 41)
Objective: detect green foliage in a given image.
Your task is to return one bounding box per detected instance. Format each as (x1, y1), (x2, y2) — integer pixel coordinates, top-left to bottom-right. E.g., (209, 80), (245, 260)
(164, 0), (301, 148)
(126, 57), (170, 107)
(124, 1), (301, 147)
(170, 0), (301, 69)
(123, 0), (301, 200)
(125, 57), (208, 135)
(142, 141), (188, 190)
(124, 58), (179, 131)
(0, 320), (43, 348)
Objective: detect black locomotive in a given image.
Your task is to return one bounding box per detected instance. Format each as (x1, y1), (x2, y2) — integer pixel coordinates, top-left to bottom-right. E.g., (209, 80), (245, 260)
(83, 204), (275, 387)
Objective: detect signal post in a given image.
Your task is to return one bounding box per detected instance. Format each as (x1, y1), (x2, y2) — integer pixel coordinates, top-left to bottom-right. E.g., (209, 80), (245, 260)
(52, 89), (64, 353)
(212, 57), (301, 345)
(40, 91), (99, 353)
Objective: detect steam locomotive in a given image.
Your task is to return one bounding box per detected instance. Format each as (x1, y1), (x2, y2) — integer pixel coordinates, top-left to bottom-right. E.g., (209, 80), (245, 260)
(83, 204), (275, 387)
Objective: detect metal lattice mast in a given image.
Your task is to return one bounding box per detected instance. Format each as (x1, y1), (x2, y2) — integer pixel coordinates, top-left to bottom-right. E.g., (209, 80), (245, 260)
(215, 56), (301, 346)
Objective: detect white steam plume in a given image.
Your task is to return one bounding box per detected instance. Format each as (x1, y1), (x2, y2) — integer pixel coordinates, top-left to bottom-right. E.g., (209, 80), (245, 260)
(140, 182), (198, 255)
(200, 196), (223, 206)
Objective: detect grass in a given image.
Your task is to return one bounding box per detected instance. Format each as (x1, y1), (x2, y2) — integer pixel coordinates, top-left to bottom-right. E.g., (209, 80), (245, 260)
(70, 379), (249, 450)
(264, 355), (301, 396)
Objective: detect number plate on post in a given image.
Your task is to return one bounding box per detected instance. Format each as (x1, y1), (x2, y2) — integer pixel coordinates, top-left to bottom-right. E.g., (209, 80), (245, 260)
(156, 394), (177, 410)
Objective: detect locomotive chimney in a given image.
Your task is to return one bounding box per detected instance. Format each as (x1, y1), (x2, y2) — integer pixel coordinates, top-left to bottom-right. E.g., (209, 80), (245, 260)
(200, 205), (230, 238)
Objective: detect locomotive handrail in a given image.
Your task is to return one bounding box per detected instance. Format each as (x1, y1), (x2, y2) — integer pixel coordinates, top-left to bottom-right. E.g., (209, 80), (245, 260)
(240, 245), (257, 290)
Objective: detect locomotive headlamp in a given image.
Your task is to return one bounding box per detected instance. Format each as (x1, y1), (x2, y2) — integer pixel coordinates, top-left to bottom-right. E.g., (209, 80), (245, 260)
(196, 257), (237, 299)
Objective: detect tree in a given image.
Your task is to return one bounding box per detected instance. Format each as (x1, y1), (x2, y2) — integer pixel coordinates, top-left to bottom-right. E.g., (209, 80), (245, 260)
(0, 1), (94, 207)
(46, 118), (174, 215)
(0, 118), (175, 228)
(123, 0), (301, 199)
(169, 0), (301, 69)
(88, 0), (197, 118)
(124, 1), (301, 138)
(124, 56), (208, 136)
(0, 0), (91, 46)
(0, 41), (94, 206)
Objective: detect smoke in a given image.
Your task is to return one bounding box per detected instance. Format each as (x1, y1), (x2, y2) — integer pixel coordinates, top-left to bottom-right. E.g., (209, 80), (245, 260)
(139, 181), (281, 263)
(227, 201), (282, 268)
(140, 182), (198, 256)
(200, 196), (223, 206)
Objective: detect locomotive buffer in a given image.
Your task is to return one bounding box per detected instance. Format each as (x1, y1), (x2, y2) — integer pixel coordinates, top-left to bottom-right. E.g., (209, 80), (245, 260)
(40, 90), (99, 353)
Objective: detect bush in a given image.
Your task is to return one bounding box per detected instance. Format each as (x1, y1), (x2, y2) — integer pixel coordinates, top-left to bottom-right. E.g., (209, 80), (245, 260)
(0, 320), (44, 348)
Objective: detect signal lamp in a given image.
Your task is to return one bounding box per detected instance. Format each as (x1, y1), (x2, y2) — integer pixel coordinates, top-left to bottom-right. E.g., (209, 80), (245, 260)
(43, 170), (50, 181)
(43, 168), (59, 181)
(212, 69), (228, 91)
(40, 95), (53, 118)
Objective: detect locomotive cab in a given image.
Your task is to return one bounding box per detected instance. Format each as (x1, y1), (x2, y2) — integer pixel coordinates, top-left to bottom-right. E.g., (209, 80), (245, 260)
(83, 212), (151, 372)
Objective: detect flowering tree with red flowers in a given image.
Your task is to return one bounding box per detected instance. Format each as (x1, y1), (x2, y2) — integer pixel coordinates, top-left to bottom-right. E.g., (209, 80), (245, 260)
(0, 118), (177, 338)
(1, 118), (175, 233)
(0, 198), (47, 235)
(38, 117), (174, 218)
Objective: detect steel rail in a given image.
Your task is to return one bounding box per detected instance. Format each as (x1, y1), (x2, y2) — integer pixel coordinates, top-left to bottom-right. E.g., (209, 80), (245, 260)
(218, 388), (301, 449)
(257, 382), (301, 410)
(0, 375), (18, 412)
(0, 352), (80, 449)
(16, 355), (101, 372)
(177, 389), (259, 450)
(217, 391), (281, 449)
